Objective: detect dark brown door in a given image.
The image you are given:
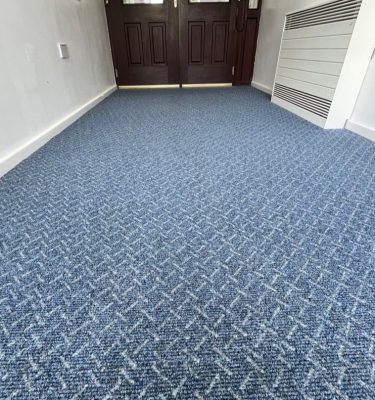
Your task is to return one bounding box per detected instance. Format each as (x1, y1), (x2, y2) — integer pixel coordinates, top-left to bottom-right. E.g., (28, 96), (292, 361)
(105, 0), (261, 86)
(179, 0), (237, 84)
(105, 0), (179, 85)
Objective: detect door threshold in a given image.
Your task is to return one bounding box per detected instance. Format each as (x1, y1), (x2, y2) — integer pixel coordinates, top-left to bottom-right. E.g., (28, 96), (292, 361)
(118, 83), (233, 90)
(118, 84), (180, 90)
(182, 83), (232, 88)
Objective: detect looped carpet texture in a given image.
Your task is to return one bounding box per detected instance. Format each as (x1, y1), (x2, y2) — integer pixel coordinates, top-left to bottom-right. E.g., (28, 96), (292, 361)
(0, 88), (374, 399)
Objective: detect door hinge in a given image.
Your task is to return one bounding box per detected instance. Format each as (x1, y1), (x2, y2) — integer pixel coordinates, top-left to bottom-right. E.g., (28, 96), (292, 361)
(232, 66), (235, 76)
(105, 0), (110, 4)
(114, 68), (119, 79)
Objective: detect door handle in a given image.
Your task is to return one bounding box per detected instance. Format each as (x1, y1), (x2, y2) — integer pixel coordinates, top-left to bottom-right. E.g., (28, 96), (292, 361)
(174, 0), (178, 8)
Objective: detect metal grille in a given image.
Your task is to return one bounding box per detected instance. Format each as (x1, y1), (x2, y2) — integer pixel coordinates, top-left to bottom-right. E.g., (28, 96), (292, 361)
(273, 84), (332, 119)
(285, 0), (362, 30)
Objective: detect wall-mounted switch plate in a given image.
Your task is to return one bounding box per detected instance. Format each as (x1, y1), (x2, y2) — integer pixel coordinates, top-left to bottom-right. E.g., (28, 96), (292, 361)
(58, 43), (69, 59)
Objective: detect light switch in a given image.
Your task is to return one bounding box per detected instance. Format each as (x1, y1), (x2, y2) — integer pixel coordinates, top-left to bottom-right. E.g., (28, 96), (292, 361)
(58, 43), (69, 59)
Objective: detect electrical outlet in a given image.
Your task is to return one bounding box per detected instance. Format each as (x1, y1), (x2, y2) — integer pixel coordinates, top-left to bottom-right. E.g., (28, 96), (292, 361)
(58, 43), (69, 59)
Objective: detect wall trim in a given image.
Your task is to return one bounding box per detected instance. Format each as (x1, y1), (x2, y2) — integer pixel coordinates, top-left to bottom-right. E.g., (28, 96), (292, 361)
(0, 85), (117, 178)
(251, 81), (273, 95)
(346, 120), (375, 142)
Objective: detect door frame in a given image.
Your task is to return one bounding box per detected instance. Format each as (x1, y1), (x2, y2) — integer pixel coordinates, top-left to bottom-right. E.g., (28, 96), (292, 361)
(233, 0), (262, 85)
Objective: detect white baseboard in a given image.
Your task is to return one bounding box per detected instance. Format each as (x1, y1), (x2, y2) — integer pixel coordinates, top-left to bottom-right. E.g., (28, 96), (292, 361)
(346, 120), (375, 142)
(0, 85), (117, 178)
(251, 81), (273, 95)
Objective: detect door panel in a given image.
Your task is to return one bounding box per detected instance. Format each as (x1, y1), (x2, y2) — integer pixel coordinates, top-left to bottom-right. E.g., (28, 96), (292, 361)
(212, 22), (229, 64)
(149, 23), (167, 65)
(189, 22), (205, 64)
(179, 1), (237, 84)
(125, 23), (144, 65)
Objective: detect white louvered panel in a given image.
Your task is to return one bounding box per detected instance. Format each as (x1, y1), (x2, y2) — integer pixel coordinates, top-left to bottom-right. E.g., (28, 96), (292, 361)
(285, 0), (361, 30)
(272, 0), (362, 127)
(276, 75), (335, 100)
(277, 59), (344, 76)
(273, 84), (332, 117)
(282, 35), (351, 49)
(272, 96), (328, 128)
(277, 67), (339, 88)
(280, 48), (347, 63)
(283, 19), (355, 40)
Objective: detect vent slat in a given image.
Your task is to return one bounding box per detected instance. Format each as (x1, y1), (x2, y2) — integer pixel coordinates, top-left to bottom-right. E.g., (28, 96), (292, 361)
(274, 88), (332, 111)
(287, 0), (361, 20)
(287, 5), (361, 24)
(273, 90), (331, 117)
(286, 16), (360, 31)
(287, 0), (361, 21)
(274, 92), (329, 118)
(285, 0), (361, 30)
(273, 91), (331, 115)
(286, 9), (361, 27)
(274, 84), (332, 105)
(273, 84), (332, 118)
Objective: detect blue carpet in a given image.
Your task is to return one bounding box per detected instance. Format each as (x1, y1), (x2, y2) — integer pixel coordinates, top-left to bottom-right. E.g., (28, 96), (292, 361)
(0, 88), (374, 399)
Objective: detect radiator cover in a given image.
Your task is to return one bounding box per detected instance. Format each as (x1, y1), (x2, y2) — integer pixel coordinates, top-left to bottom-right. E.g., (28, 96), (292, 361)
(272, 0), (363, 128)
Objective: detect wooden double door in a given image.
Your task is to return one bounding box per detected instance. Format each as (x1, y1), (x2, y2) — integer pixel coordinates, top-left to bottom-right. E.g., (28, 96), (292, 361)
(105, 0), (261, 86)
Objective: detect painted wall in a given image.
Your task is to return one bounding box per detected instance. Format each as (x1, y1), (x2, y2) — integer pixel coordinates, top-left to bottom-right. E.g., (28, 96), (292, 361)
(0, 0), (116, 176)
(347, 56), (375, 140)
(252, 0), (325, 93)
(325, 0), (375, 129)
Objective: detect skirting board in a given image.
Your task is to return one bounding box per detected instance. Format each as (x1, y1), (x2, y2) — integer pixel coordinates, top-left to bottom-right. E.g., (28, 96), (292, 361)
(251, 81), (273, 95)
(346, 120), (375, 142)
(0, 85), (117, 178)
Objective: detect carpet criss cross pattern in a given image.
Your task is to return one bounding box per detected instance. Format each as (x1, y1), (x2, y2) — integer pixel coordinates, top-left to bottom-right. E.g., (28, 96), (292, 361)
(0, 88), (374, 399)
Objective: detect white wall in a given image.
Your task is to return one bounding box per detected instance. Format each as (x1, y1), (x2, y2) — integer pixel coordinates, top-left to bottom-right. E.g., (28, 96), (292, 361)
(252, 0), (325, 94)
(0, 0), (116, 177)
(325, 0), (375, 129)
(346, 56), (375, 141)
